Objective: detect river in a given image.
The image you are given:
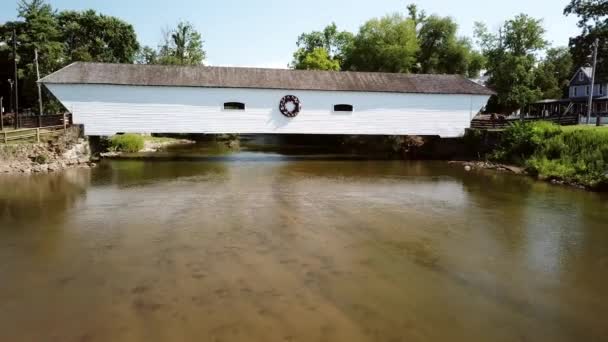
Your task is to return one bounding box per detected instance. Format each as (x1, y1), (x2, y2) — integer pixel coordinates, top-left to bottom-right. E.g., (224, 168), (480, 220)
(0, 138), (607, 342)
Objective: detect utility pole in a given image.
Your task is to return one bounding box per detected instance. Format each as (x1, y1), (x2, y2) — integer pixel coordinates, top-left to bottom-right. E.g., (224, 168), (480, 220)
(0, 96), (4, 131)
(8, 79), (13, 114)
(587, 38), (599, 125)
(12, 28), (19, 129)
(35, 49), (43, 127)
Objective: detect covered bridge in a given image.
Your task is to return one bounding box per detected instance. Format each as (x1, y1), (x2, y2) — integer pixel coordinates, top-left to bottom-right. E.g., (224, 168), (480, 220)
(40, 62), (493, 137)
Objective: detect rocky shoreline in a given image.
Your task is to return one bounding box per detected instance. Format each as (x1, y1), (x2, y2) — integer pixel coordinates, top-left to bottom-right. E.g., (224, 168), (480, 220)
(449, 160), (526, 174)
(0, 129), (94, 174)
(449, 160), (589, 190)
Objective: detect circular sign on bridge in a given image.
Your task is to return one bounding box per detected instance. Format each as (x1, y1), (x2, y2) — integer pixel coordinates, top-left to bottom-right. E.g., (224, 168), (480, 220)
(279, 95), (301, 118)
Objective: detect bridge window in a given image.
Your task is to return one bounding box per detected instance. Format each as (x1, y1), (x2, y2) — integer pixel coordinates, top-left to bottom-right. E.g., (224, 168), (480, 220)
(224, 102), (245, 110)
(334, 104), (354, 112)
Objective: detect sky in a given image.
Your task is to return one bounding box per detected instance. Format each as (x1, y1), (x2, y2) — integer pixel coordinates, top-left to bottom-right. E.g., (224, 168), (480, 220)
(0, 0), (581, 68)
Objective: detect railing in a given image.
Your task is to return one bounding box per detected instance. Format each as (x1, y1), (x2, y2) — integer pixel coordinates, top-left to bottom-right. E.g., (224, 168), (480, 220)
(1, 125), (67, 144)
(471, 115), (580, 130)
(1, 113), (72, 130)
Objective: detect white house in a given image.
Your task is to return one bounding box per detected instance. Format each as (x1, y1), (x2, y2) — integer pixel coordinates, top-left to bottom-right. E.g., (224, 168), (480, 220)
(40, 62), (493, 137)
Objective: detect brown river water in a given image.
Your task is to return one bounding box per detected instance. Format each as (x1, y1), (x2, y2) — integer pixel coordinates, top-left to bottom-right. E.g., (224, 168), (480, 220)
(1, 139), (607, 342)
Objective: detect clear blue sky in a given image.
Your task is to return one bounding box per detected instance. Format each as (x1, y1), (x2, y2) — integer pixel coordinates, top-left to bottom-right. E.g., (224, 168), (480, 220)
(0, 0), (580, 68)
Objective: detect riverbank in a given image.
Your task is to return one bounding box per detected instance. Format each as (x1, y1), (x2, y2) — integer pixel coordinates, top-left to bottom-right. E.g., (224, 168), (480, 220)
(463, 123), (608, 191)
(0, 127), (93, 174)
(99, 135), (197, 158)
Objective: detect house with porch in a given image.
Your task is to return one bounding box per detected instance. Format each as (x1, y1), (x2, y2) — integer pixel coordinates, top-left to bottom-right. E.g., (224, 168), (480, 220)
(529, 67), (608, 123)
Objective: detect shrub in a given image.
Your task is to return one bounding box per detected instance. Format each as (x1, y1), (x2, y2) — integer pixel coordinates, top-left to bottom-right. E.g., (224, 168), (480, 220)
(109, 134), (144, 153)
(492, 121), (562, 164)
(527, 128), (608, 188)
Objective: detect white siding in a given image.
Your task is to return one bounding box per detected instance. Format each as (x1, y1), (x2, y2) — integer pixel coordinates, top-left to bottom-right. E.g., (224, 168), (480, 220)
(570, 83), (608, 98)
(46, 84), (490, 137)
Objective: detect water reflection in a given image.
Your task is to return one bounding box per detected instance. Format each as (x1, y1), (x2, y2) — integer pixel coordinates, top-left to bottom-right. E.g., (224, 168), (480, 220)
(0, 169), (90, 226)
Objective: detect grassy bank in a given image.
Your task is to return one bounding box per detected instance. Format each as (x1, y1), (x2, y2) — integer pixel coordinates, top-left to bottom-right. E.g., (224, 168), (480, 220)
(491, 122), (608, 190)
(106, 134), (196, 154)
(109, 134), (145, 153)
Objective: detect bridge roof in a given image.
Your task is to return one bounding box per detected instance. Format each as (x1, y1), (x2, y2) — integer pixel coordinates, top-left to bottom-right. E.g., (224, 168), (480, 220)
(40, 62), (495, 96)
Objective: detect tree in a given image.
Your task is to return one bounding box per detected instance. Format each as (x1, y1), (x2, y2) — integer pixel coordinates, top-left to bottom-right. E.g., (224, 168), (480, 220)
(417, 15), (484, 76)
(564, 0), (608, 32)
(157, 21), (205, 66)
(12, 0), (64, 112)
(406, 4), (426, 30)
(346, 13), (419, 73)
(136, 46), (158, 65)
(534, 47), (573, 99)
(57, 10), (139, 64)
(1, 0), (144, 113)
(295, 47), (340, 71)
(476, 15), (548, 113)
(564, 0), (607, 77)
(290, 23), (353, 70)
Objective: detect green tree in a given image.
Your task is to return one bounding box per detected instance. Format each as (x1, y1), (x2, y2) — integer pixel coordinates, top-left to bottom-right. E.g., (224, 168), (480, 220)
(346, 13), (419, 73)
(157, 21), (205, 65)
(564, 0), (607, 77)
(8, 0), (65, 112)
(135, 45), (158, 65)
(534, 47), (573, 99)
(295, 47), (340, 71)
(417, 15), (484, 76)
(564, 0), (608, 31)
(406, 3), (426, 30)
(290, 23), (353, 70)
(476, 15), (548, 113)
(57, 10), (139, 64)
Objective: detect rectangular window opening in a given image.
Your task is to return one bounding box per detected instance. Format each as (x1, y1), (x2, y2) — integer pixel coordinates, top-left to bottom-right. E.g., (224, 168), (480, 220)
(224, 102), (245, 110)
(334, 104), (354, 112)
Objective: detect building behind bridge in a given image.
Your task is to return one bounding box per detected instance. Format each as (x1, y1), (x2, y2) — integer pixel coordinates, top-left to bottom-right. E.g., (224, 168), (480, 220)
(530, 66), (608, 123)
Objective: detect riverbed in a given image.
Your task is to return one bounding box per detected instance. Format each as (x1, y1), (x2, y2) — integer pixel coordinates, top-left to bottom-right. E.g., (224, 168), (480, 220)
(0, 140), (607, 341)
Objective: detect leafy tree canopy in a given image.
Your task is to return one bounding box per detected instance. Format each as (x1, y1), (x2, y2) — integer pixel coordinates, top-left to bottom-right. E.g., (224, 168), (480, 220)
(476, 14), (548, 113)
(290, 23), (353, 70)
(290, 5), (484, 77)
(417, 15), (485, 76)
(156, 21), (206, 66)
(564, 0), (608, 77)
(57, 10), (139, 64)
(564, 0), (608, 32)
(346, 13), (419, 73)
(0, 0), (141, 112)
(294, 47), (340, 71)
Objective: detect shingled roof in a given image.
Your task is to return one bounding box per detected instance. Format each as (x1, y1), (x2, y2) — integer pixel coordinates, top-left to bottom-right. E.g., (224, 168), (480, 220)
(40, 62), (495, 96)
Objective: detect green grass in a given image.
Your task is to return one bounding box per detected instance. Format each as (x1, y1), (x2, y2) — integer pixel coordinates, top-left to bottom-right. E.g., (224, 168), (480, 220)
(493, 122), (608, 189)
(109, 134), (145, 153)
(561, 125), (608, 132)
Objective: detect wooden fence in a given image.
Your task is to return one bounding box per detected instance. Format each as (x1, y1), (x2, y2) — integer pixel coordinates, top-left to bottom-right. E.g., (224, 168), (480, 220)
(470, 115), (579, 130)
(1, 113), (72, 130)
(1, 125), (68, 144)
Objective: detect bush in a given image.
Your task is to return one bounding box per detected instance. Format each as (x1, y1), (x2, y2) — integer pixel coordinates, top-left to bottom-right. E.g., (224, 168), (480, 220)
(491, 122), (608, 189)
(109, 134), (144, 153)
(492, 121), (562, 164)
(527, 128), (608, 188)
